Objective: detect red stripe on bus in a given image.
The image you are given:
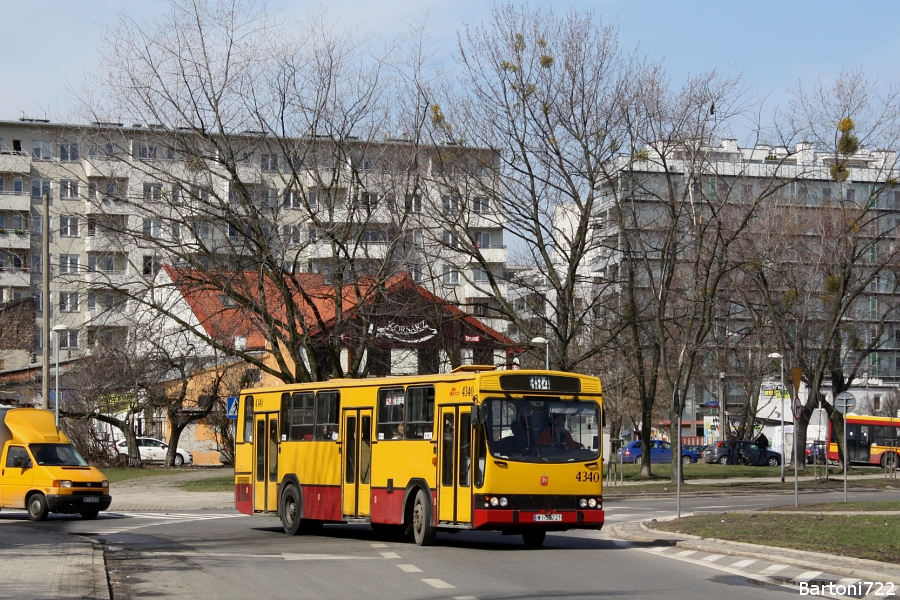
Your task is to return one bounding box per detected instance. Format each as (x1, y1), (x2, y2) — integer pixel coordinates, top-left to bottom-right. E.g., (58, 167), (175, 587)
(300, 485), (342, 521)
(472, 509), (604, 529)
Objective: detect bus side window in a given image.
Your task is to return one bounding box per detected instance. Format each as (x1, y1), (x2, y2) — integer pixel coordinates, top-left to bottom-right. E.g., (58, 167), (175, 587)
(474, 424), (486, 488)
(243, 395), (254, 443)
(315, 391), (340, 440)
(290, 393), (315, 440)
(377, 388), (405, 440)
(405, 387), (434, 440)
(280, 392), (290, 441)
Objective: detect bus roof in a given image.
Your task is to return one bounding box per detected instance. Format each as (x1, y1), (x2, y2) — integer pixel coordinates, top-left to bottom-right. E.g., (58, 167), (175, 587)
(240, 369), (602, 397)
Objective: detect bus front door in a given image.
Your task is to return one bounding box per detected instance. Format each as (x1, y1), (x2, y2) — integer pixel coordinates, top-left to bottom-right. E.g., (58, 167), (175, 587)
(253, 413), (279, 513)
(342, 408), (372, 518)
(438, 406), (472, 524)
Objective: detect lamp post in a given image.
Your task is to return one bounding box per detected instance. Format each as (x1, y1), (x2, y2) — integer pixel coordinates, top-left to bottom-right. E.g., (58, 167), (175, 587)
(768, 352), (785, 483)
(531, 336), (549, 370)
(51, 325), (69, 426)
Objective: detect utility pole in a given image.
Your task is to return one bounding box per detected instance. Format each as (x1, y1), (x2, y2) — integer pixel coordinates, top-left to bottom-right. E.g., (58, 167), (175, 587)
(41, 193), (50, 409)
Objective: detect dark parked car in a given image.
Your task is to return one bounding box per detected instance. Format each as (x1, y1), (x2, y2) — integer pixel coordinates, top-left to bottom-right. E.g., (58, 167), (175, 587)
(682, 444), (707, 456)
(806, 442), (827, 464)
(703, 440), (781, 466)
(616, 440), (699, 465)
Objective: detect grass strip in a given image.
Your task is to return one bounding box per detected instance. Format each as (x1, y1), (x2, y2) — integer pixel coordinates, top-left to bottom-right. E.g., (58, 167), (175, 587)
(653, 512), (900, 564)
(102, 468), (186, 484)
(179, 476), (234, 492)
(761, 501), (900, 512)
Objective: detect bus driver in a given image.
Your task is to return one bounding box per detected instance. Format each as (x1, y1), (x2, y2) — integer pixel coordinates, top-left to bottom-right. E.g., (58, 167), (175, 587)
(538, 414), (583, 449)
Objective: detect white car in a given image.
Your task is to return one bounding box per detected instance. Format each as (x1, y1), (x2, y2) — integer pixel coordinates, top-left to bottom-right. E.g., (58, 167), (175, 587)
(114, 437), (193, 466)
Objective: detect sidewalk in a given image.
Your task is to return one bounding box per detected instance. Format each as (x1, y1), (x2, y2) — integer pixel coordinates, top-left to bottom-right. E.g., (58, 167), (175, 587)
(608, 518), (900, 584)
(109, 469), (234, 511)
(0, 523), (110, 600)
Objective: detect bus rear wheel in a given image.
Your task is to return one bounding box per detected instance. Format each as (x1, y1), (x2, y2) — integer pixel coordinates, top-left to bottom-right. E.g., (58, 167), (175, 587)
(883, 453), (899, 471)
(522, 530), (546, 548)
(281, 485), (303, 535)
(411, 489), (436, 546)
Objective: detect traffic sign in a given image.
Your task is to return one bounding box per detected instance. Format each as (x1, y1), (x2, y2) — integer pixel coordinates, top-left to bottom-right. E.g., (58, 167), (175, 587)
(792, 397), (803, 421)
(226, 396), (239, 419)
(834, 392), (856, 414)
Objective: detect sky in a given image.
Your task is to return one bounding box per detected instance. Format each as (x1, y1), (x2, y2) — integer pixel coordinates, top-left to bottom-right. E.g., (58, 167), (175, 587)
(2, 0), (898, 146)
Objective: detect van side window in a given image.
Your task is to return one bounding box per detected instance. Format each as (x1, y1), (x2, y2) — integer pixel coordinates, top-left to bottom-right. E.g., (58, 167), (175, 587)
(6, 446), (28, 467)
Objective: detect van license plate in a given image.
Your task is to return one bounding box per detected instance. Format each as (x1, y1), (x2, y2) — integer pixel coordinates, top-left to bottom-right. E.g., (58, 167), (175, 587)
(83, 497), (99, 503)
(533, 514), (561, 522)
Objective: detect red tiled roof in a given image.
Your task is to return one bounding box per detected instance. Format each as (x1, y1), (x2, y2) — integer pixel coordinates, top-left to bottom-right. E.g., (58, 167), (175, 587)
(163, 266), (512, 349)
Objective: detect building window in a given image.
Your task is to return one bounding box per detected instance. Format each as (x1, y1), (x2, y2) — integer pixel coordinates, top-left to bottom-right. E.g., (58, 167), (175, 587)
(31, 179), (51, 199)
(59, 180), (79, 199)
(59, 330), (78, 349)
(405, 194), (422, 213)
(442, 265), (459, 285)
(442, 196), (460, 214)
(283, 190), (303, 209)
(59, 292), (79, 313)
(192, 221), (211, 241)
(143, 255), (161, 276)
(473, 196), (490, 213)
(143, 219), (162, 238)
(59, 254), (79, 274)
(138, 144), (158, 160)
(89, 255), (117, 273)
(282, 225), (302, 245)
(143, 183), (163, 201)
(31, 141), (52, 160)
(33, 292), (42, 311)
(874, 395), (882, 412)
(59, 216), (79, 237)
(474, 231), (491, 248)
(59, 143), (78, 162)
(31, 255), (42, 274)
(473, 267), (489, 283)
(443, 231), (459, 249)
(260, 153), (278, 172)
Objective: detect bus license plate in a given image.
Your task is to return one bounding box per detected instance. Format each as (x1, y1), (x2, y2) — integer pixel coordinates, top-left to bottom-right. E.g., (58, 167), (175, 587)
(83, 497), (99, 503)
(533, 514), (561, 522)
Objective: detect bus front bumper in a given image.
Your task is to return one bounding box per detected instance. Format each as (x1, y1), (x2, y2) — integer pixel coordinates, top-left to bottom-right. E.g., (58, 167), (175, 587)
(473, 508), (604, 530)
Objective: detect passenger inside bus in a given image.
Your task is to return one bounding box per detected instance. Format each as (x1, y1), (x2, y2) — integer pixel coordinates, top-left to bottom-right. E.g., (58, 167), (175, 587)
(393, 422), (405, 439)
(537, 415), (583, 449)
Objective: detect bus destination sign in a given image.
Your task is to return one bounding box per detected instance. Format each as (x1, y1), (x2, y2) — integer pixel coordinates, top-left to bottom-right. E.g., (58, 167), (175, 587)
(499, 374), (581, 393)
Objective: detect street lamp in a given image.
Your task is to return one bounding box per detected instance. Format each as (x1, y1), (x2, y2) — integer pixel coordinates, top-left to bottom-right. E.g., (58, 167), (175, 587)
(52, 325), (69, 426)
(768, 352), (786, 483)
(531, 336), (549, 370)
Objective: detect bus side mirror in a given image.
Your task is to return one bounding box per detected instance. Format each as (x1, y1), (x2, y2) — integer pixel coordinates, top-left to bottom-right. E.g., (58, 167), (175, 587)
(472, 405), (484, 425)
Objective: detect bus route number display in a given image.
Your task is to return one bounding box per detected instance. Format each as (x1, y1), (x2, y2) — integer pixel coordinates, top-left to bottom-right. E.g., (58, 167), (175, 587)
(499, 374), (581, 393)
(530, 376), (551, 390)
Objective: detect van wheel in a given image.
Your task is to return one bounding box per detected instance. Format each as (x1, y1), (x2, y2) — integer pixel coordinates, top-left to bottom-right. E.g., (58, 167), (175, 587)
(522, 530), (546, 548)
(412, 489), (436, 546)
(81, 511), (100, 520)
(281, 485), (303, 535)
(174, 454), (184, 467)
(28, 494), (49, 521)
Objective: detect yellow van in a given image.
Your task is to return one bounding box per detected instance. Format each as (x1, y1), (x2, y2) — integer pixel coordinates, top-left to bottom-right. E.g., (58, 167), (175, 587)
(0, 407), (111, 520)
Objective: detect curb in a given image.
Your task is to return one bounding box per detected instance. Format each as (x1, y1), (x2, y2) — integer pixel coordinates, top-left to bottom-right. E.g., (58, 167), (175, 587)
(609, 520), (900, 583)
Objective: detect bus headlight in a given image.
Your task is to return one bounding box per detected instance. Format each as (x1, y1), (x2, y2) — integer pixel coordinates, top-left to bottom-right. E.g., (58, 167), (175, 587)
(499, 497), (508, 507)
(579, 498), (588, 508)
(587, 498), (597, 508)
(490, 497), (499, 506)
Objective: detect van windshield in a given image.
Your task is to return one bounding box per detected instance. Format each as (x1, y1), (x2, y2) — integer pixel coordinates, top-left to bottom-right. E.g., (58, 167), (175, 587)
(29, 444), (89, 467)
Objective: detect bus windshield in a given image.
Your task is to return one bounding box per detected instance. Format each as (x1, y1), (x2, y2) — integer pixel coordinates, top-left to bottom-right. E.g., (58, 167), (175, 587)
(30, 444), (89, 467)
(485, 397), (600, 463)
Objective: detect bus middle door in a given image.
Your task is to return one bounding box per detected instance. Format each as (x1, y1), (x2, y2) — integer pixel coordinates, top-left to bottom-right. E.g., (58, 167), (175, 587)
(252, 413), (279, 513)
(438, 406), (472, 524)
(341, 408), (372, 518)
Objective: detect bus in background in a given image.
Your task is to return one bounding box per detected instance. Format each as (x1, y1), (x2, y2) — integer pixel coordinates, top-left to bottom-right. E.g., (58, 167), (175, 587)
(827, 414), (899, 469)
(234, 366), (604, 547)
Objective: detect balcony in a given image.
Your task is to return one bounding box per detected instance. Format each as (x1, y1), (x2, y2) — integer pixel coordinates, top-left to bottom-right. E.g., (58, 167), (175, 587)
(0, 191), (32, 211)
(82, 157), (130, 179)
(0, 230), (32, 249)
(84, 270), (132, 287)
(474, 244), (506, 264)
(85, 196), (132, 215)
(0, 152), (31, 174)
(0, 268), (31, 287)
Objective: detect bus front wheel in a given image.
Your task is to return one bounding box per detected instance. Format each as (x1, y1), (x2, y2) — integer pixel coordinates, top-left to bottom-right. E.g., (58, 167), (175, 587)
(522, 529), (546, 548)
(281, 485), (303, 535)
(412, 489), (436, 546)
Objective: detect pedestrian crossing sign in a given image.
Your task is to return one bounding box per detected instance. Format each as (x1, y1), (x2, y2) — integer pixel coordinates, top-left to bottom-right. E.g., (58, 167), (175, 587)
(226, 396), (239, 419)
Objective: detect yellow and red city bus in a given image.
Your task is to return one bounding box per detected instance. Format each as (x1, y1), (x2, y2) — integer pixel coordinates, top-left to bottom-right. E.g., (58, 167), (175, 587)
(234, 366), (604, 546)
(827, 414), (900, 469)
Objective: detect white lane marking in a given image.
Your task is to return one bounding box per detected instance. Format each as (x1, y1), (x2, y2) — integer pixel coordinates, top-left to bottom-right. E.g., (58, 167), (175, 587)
(454, 597), (479, 600)
(397, 564), (423, 573)
(612, 540), (631, 548)
(283, 553), (381, 561)
(701, 554), (726, 562)
(674, 550), (696, 557)
(371, 543), (388, 548)
(646, 546), (667, 552)
(792, 571), (823, 582)
(730, 559), (756, 568)
(422, 579), (455, 589)
(758, 564), (788, 576)
(636, 548), (844, 598)
(837, 578), (859, 586)
(380, 552), (401, 559)
(695, 505), (746, 509)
